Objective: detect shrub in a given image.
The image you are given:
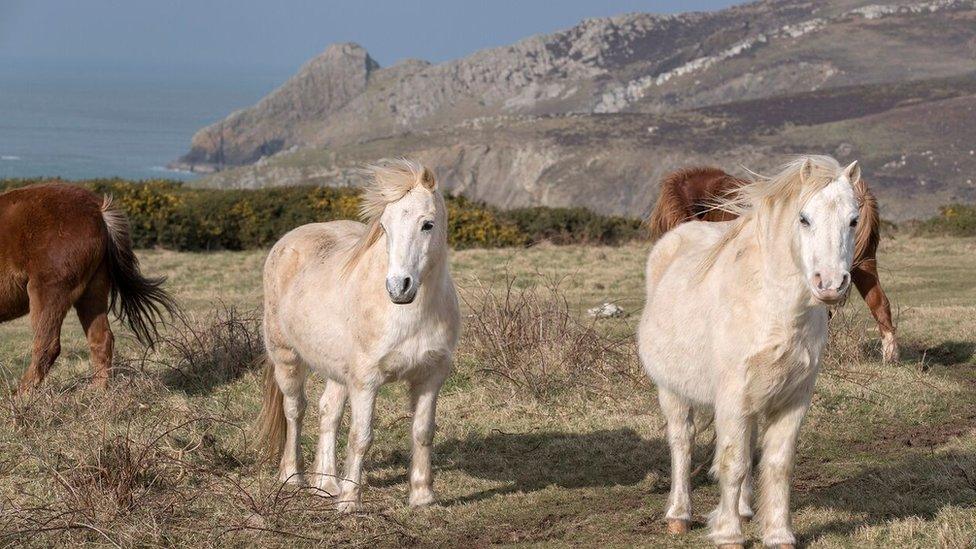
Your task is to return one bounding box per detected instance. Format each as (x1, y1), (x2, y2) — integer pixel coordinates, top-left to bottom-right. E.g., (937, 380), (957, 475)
(916, 204), (976, 237)
(458, 273), (636, 401)
(499, 206), (643, 245)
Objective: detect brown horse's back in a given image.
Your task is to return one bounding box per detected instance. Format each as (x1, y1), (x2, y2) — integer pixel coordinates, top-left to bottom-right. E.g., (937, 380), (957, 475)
(645, 167), (745, 241)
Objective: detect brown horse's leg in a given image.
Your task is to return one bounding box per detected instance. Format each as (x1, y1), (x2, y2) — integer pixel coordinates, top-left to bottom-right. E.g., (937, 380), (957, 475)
(18, 282), (72, 391)
(75, 270), (114, 388)
(852, 260), (899, 363)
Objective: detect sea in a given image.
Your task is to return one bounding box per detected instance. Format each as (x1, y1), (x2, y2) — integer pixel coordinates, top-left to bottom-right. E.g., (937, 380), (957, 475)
(0, 59), (288, 181)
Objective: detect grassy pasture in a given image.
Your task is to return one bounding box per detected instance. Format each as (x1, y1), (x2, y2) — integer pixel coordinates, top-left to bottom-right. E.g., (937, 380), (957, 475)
(0, 236), (974, 547)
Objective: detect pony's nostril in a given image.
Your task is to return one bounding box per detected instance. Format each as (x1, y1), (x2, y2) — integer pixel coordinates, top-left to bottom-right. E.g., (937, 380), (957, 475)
(840, 272), (851, 289)
(813, 273), (823, 289)
(402, 277), (412, 293)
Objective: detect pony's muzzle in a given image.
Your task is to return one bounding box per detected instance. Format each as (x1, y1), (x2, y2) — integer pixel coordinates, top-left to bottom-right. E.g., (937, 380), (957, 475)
(811, 271), (850, 304)
(386, 275), (417, 304)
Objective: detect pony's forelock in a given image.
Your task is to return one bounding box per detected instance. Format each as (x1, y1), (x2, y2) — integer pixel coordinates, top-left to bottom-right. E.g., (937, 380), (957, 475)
(357, 158), (435, 225)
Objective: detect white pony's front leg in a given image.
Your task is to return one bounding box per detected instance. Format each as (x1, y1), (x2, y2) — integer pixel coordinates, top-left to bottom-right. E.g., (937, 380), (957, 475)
(759, 402), (809, 548)
(709, 403), (751, 547)
(311, 380), (347, 496)
(739, 418), (758, 521)
(658, 388), (695, 533)
(408, 364), (450, 507)
(337, 383), (378, 513)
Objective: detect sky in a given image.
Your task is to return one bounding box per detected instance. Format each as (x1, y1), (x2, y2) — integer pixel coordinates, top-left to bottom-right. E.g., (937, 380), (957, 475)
(0, 0), (741, 72)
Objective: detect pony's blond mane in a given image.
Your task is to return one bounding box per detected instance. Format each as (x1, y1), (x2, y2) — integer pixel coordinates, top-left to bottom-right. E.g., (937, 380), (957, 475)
(342, 158), (437, 275)
(697, 155), (853, 276)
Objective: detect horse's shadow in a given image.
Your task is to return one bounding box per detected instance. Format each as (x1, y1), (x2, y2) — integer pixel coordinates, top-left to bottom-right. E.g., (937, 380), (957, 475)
(796, 448), (976, 542)
(905, 340), (976, 367)
(372, 427), (696, 505)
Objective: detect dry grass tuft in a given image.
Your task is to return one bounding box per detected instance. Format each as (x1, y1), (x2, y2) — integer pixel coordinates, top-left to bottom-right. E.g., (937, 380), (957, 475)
(459, 272), (638, 401)
(135, 303), (264, 394)
(823, 306), (871, 369)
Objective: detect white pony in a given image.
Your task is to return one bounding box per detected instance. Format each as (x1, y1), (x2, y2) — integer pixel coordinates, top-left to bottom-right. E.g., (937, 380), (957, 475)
(638, 156), (861, 548)
(257, 159), (460, 512)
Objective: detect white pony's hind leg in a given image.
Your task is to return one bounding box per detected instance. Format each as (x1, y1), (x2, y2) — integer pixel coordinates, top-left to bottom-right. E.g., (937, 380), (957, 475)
(337, 384), (378, 513)
(658, 388), (694, 533)
(407, 363), (450, 507)
(739, 418), (758, 520)
(271, 348), (308, 486)
(708, 402), (749, 546)
(311, 380), (347, 495)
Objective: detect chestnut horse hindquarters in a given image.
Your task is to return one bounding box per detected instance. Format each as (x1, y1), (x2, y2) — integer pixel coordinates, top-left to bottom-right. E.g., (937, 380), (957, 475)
(0, 183), (177, 390)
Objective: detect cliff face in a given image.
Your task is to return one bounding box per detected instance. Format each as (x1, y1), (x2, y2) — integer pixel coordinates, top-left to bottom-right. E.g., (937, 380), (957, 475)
(181, 0), (976, 220)
(180, 43), (378, 166)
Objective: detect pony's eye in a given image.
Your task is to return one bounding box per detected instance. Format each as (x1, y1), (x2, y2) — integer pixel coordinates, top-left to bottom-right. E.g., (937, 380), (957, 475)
(421, 220), (434, 232)
(850, 217), (859, 228)
(799, 214), (811, 227)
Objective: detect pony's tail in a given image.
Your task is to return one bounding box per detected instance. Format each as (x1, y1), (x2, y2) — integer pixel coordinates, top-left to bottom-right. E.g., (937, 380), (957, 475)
(100, 196), (180, 346)
(645, 172), (692, 241)
(255, 358), (286, 463)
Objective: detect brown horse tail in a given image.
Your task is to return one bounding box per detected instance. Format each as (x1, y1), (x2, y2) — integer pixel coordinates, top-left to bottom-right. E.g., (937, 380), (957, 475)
(645, 170), (693, 241)
(255, 358), (285, 462)
(100, 196), (179, 346)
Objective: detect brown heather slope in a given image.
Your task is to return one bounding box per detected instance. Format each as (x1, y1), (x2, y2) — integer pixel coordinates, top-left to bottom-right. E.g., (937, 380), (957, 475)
(186, 0), (976, 220)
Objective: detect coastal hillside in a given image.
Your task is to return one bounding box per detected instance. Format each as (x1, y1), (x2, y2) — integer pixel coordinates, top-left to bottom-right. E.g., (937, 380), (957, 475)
(179, 0), (976, 220)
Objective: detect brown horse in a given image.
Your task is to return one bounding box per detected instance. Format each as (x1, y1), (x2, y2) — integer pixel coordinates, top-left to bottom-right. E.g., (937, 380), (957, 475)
(647, 166), (899, 363)
(0, 183), (178, 390)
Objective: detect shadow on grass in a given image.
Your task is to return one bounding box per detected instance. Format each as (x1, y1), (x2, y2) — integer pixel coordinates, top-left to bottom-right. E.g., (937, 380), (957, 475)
(908, 340), (976, 366)
(797, 448), (976, 543)
(374, 428), (712, 505)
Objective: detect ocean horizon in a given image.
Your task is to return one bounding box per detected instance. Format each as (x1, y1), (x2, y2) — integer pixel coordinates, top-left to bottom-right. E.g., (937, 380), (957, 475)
(0, 59), (288, 182)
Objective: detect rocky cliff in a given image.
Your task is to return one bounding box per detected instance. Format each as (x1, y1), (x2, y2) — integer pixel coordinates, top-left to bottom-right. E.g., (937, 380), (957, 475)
(179, 0), (976, 220)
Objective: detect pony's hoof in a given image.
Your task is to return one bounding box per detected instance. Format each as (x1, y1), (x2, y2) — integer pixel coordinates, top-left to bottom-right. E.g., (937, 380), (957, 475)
(772, 545), (795, 549)
(313, 477), (341, 497)
(336, 500), (360, 514)
(409, 489), (436, 507)
(716, 544), (744, 549)
(882, 333), (900, 363)
(666, 519), (690, 535)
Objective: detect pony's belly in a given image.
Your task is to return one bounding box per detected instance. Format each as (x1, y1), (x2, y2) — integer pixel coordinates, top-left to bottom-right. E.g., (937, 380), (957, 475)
(0, 272), (29, 322)
(640, 346), (720, 404)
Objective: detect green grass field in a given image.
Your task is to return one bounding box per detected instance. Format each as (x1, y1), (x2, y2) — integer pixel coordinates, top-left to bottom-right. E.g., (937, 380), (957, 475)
(1, 236), (974, 547)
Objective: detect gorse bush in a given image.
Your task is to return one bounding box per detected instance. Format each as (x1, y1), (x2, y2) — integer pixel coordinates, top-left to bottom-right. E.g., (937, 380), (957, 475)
(916, 203), (976, 237)
(500, 206), (642, 245)
(0, 178), (639, 250)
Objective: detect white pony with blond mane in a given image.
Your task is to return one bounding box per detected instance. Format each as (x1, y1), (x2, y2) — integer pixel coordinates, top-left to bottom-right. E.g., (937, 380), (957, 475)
(257, 159), (460, 512)
(638, 155), (862, 548)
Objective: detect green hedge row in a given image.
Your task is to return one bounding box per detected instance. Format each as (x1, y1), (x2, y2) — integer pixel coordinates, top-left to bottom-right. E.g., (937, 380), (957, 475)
(0, 178), (642, 251)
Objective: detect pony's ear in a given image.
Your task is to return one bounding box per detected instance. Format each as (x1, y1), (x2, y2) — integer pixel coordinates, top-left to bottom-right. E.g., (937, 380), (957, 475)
(420, 167), (437, 190)
(799, 157), (813, 183)
(842, 160), (861, 185)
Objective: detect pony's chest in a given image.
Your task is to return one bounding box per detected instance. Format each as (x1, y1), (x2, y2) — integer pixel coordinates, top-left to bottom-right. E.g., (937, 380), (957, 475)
(746, 315), (828, 407)
(375, 305), (458, 380)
